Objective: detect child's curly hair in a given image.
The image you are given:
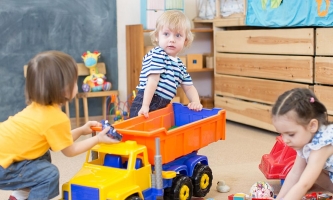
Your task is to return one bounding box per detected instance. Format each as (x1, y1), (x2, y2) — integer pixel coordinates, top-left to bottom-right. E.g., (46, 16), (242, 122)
(150, 10), (194, 48)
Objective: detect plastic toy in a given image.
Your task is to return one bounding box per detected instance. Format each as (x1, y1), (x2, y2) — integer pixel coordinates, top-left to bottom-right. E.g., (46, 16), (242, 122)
(228, 193), (250, 200)
(91, 120), (123, 141)
(61, 103), (226, 200)
(259, 136), (296, 184)
(216, 180), (230, 193)
(107, 93), (132, 123)
(228, 193), (274, 200)
(249, 181), (274, 199)
(302, 192), (332, 200)
(81, 50), (112, 92)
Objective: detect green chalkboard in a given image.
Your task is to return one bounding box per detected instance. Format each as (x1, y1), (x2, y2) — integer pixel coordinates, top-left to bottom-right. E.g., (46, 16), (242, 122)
(0, 0), (118, 121)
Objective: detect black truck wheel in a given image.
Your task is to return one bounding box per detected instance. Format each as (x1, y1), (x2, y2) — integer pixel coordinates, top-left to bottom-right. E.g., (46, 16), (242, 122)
(191, 163), (213, 197)
(125, 195), (142, 200)
(164, 174), (193, 200)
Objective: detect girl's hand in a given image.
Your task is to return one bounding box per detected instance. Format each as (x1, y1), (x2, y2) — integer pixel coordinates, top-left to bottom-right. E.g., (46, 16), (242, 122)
(81, 121), (101, 135)
(138, 105), (149, 118)
(187, 102), (203, 111)
(96, 126), (120, 144)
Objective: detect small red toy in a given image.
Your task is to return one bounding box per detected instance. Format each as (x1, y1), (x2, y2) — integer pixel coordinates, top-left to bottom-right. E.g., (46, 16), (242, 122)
(259, 136), (297, 182)
(302, 192), (332, 200)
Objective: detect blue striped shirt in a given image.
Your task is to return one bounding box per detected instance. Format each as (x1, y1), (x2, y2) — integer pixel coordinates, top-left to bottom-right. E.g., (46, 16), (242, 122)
(136, 46), (193, 100)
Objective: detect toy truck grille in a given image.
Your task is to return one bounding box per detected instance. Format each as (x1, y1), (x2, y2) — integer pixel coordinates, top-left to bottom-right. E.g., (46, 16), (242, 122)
(71, 184), (99, 200)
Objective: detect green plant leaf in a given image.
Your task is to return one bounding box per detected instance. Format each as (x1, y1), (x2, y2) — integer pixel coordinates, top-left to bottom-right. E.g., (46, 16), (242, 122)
(271, 0), (282, 8)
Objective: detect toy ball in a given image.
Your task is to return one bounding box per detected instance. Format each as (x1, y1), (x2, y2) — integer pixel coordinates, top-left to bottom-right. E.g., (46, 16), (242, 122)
(216, 180), (230, 193)
(103, 82), (112, 91)
(249, 181), (274, 198)
(82, 84), (90, 92)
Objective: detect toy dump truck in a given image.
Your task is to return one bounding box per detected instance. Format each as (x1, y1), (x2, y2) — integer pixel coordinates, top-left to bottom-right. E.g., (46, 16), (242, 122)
(61, 103), (226, 200)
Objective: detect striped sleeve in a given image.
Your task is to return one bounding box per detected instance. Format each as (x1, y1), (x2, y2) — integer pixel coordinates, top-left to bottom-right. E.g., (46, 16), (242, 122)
(141, 48), (166, 77)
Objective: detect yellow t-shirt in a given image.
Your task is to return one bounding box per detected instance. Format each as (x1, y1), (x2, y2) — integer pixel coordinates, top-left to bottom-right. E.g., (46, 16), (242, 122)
(0, 102), (73, 168)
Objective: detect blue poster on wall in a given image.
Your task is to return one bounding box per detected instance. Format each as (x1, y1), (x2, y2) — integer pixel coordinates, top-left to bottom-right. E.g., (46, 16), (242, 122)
(246, 0), (333, 27)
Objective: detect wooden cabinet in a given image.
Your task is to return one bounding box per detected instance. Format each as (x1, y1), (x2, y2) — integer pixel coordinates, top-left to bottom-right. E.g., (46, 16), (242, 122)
(214, 26), (314, 131)
(314, 28), (333, 120)
(126, 23), (214, 107)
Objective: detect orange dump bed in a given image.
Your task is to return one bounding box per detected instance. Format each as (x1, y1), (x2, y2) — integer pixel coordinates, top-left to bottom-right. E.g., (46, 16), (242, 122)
(113, 103), (226, 165)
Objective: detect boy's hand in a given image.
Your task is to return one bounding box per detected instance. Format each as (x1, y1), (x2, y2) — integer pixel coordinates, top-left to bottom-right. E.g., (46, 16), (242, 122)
(138, 105), (149, 118)
(187, 102), (203, 111)
(81, 121), (101, 135)
(97, 126), (120, 144)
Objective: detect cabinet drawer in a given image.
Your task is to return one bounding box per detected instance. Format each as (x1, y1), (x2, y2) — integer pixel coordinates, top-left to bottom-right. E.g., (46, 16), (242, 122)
(214, 96), (276, 132)
(215, 28), (314, 55)
(315, 57), (333, 85)
(314, 85), (333, 115)
(216, 53), (313, 83)
(214, 75), (310, 104)
(316, 28), (333, 55)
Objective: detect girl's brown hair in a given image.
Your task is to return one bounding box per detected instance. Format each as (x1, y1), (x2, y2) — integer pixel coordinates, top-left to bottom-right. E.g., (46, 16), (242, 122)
(272, 88), (329, 126)
(150, 10), (194, 48)
(25, 50), (78, 105)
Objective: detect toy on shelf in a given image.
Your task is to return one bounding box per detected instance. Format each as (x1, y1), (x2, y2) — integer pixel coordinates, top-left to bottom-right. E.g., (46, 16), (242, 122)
(91, 120), (123, 141)
(61, 103), (226, 200)
(81, 50), (112, 92)
(216, 180), (230, 193)
(259, 136), (297, 185)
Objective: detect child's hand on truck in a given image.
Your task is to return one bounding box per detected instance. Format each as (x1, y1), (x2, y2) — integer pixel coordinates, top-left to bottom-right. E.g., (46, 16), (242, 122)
(187, 101), (203, 111)
(96, 128), (120, 144)
(89, 121), (121, 144)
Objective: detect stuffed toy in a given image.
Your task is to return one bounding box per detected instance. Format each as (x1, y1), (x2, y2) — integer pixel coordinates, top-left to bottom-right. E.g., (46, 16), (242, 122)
(81, 50), (112, 92)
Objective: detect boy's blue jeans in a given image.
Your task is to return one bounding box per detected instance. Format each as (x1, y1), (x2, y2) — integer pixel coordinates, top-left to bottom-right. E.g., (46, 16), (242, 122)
(130, 90), (171, 118)
(0, 151), (59, 200)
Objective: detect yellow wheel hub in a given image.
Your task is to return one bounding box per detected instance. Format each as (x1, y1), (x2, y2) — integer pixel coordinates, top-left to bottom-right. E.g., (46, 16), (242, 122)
(200, 174), (209, 189)
(179, 185), (190, 200)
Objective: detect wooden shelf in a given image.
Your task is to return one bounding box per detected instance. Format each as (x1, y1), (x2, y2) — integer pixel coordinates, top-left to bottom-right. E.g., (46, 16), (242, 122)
(188, 68), (213, 73)
(193, 18), (215, 23)
(143, 28), (213, 33)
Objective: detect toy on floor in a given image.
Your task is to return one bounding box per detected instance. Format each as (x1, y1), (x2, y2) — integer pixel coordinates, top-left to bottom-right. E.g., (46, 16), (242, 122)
(81, 50), (112, 92)
(228, 193), (250, 200)
(259, 136), (296, 185)
(61, 103), (226, 200)
(228, 193), (273, 200)
(249, 181), (274, 199)
(216, 180), (230, 193)
(108, 94), (133, 123)
(302, 192), (332, 200)
(91, 120), (123, 141)
(228, 181), (275, 200)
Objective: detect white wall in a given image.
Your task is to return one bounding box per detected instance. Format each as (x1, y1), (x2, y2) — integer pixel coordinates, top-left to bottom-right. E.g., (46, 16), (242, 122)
(116, 0), (212, 100)
(116, 0), (141, 100)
